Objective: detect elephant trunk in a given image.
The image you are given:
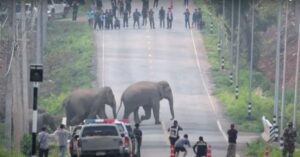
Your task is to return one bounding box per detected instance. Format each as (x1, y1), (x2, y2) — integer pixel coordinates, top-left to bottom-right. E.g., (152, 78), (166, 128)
(168, 94), (174, 120)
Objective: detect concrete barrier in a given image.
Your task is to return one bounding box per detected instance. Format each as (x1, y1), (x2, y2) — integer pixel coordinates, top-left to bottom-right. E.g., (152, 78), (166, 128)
(261, 116), (272, 142)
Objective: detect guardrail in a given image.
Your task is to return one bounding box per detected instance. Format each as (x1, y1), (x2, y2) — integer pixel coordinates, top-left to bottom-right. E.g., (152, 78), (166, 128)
(262, 116), (279, 142)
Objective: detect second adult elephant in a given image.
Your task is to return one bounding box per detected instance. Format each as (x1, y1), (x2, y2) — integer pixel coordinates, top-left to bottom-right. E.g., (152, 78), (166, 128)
(64, 87), (117, 126)
(118, 81), (174, 124)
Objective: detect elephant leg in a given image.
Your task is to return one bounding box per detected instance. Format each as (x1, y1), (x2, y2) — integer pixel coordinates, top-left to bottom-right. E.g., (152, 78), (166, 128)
(99, 105), (107, 118)
(134, 108), (141, 124)
(153, 103), (161, 125)
(123, 107), (131, 119)
(141, 105), (152, 121)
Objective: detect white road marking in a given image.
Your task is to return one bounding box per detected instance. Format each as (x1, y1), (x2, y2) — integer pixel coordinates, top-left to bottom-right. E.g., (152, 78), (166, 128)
(189, 30), (216, 113)
(190, 30), (241, 157)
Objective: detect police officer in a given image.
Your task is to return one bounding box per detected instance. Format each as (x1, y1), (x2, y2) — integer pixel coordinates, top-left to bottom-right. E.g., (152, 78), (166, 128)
(134, 123), (143, 157)
(282, 122), (297, 157)
(167, 8), (173, 29)
(159, 7), (165, 28)
(133, 8), (141, 29)
(123, 10), (129, 28)
(168, 120), (183, 146)
(184, 8), (190, 29)
(193, 136), (207, 157)
(149, 9), (155, 29)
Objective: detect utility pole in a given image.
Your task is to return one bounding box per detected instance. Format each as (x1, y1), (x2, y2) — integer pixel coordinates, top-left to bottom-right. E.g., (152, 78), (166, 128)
(293, 11), (300, 128)
(221, 0), (226, 70)
(229, 0), (234, 85)
(248, 0), (255, 119)
(273, 0), (283, 140)
(280, 0), (289, 136)
(21, 0), (29, 134)
(235, 0), (241, 100)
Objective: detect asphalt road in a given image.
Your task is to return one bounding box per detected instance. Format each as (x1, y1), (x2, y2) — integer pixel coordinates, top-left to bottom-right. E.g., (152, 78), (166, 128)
(94, 0), (255, 157)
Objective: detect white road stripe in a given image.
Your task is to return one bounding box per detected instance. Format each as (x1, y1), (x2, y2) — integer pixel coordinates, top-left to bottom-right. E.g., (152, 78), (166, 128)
(190, 30), (240, 157)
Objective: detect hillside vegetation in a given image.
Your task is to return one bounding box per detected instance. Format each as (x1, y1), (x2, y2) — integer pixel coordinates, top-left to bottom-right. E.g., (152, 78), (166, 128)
(195, 0), (300, 145)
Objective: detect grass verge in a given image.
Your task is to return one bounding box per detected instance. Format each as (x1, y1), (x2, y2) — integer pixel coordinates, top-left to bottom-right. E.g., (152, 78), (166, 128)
(40, 17), (95, 115)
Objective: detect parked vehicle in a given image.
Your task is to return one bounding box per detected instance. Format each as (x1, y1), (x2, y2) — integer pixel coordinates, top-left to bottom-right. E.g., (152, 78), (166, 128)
(47, 0), (69, 18)
(82, 118), (138, 157)
(78, 123), (124, 157)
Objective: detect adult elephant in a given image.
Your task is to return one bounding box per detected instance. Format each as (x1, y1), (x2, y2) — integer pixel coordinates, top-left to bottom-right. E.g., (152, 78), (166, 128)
(117, 81), (174, 124)
(64, 87), (117, 126)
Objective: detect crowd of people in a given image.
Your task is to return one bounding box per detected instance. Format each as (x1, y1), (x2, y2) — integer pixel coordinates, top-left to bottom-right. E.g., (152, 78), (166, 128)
(86, 0), (203, 30)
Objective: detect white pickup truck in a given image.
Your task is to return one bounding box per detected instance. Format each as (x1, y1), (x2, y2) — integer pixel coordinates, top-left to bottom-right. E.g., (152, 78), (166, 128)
(78, 123), (125, 157)
(48, 0), (69, 18)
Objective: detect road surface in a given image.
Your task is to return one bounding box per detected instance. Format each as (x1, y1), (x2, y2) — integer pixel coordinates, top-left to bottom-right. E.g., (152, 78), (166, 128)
(94, 0), (256, 156)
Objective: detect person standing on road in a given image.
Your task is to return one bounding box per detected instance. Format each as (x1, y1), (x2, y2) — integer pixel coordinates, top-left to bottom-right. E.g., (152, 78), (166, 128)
(134, 123), (143, 157)
(72, 2), (79, 21)
(167, 8), (173, 29)
(184, 8), (190, 29)
(282, 122), (297, 157)
(226, 124), (238, 157)
(125, 0), (132, 15)
(153, 0), (159, 8)
(142, 8), (148, 26)
(168, 120), (183, 146)
(159, 7), (165, 28)
(38, 127), (50, 157)
(93, 9), (101, 30)
(193, 136), (207, 157)
(123, 10), (129, 28)
(192, 9), (198, 28)
(119, 0), (125, 16)
(87, 8), (95, 28)
(149, 9), (155, 29)
(54, 124), (71, 157)
(174, 134), (191, 157)
(133, 8), (141, 29)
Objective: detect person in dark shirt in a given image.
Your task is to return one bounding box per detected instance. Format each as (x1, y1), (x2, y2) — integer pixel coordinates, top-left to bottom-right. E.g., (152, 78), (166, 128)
(123, 10), (129, 28)
(133, 8), (141, 29)
(159, 7), (165, 28)
(184, 8), (190, 29)
(149, 9), (155, 29)
(193, 136), (207, 157)
(134, 123), (143, 157)
(226, 124), (238, 157)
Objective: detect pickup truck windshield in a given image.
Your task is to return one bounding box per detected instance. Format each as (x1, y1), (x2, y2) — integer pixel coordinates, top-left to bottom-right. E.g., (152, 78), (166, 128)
(82, 126), (118, 137)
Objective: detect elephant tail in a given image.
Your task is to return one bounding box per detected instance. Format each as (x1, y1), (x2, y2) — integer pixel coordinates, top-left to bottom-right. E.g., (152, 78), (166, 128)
(116, 96), (123, 115)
